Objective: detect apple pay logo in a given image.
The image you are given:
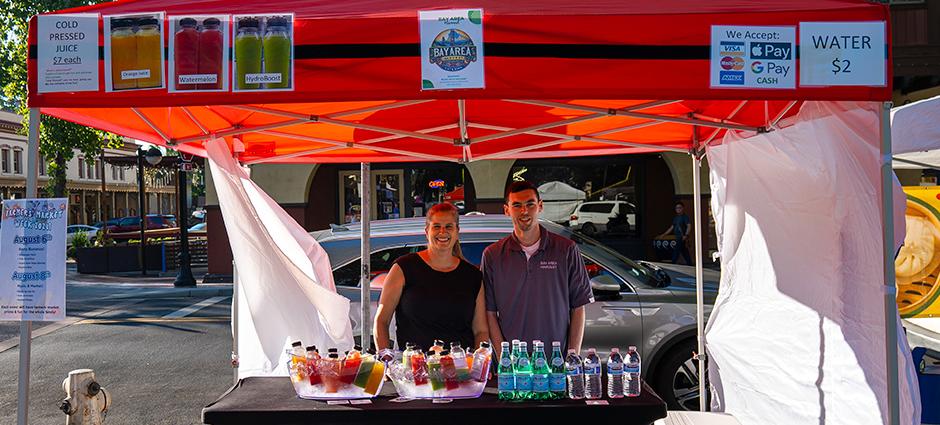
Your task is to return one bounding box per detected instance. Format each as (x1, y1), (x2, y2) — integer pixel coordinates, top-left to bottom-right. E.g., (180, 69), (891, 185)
(749, 42), (791, 60)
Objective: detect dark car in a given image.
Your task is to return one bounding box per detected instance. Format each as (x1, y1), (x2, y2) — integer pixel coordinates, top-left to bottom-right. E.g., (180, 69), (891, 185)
(312, 215), (719, 410)
(108, 214), (178, 233)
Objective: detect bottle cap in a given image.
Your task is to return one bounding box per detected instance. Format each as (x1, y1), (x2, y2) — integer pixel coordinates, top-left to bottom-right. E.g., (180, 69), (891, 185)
(552, 341), (561, 347)
(291, 341), (303, 347)
(501, 341), (510, 347)
(266, 16), (288, 28)
(328, 348), (338, 353)
(238, 17), (259, 28)
(610, 347), (620, 353)
(433, 339), (444, 346)
(519, 341), (527, 347)
(512, 339), (520, 344)
(202, 18), (220, 27)
(628, 345), (637, 351)
(588, 347), (597, 352)
(449, 341), (461, 347)
(440, 349), (450, 356)
(136, 17), (159, 27)
(534, 341), (544, 347)
(353, 345), (363, 351)
(111, 18), (134, 29)
(329, 353), (339, 359)
(179, 18), (197, 27)
(405, 342), (414, 348)
(481, 342), (490, 348)
(305, 345), (316, 352)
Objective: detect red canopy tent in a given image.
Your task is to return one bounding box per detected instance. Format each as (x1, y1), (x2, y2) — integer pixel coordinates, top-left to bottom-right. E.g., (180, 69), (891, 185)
(21, 0), (904, 423)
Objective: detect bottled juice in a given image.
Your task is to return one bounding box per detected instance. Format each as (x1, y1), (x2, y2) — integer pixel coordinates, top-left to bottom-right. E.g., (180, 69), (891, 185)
(401, 342), (416, 367)
(364, 360), (385, 395)
(353, 354), (375, 389)
(469, 342), (492, 382)
(262, 16), (290, 89)
(289, 341), (306, 383)
(427, 351), (444, 391)
(197, 17), (223, 90)
(439, 350), (460, 390)
(341, 346), (362, 385)
(305, 345), (321, 386)
(410, 350), (429, 386)
(234, 18), (261, 89)
(450, 342), (471, 382)
(110, 19), (137, 90)
(430, 340), (445, 356)
(173, 18), (199, 90)
(135, 17), (163, 88)
(322, 352), (341, 393)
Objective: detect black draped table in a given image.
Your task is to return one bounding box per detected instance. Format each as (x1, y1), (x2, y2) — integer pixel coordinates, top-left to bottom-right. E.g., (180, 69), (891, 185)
(203, 377), (667, 425)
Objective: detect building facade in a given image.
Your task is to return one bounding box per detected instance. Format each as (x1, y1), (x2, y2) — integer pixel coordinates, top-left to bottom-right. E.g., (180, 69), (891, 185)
(0, 110), (177, 225)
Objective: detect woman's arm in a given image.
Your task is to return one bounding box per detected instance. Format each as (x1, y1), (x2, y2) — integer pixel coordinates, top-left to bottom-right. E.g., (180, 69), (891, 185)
(373, 263), (405, 351)
(471, 283), (490, 347)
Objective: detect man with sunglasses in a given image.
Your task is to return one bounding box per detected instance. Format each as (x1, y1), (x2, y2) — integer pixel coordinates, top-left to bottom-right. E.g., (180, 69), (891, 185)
(481, 181), (593, 354)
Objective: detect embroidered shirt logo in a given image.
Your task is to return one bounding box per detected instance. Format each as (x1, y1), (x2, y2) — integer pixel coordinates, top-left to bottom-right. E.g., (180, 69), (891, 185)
(539, 260), (558, 270)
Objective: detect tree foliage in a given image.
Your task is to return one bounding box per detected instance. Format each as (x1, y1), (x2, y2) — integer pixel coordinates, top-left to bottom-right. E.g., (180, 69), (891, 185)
(1, 0), (122, 197)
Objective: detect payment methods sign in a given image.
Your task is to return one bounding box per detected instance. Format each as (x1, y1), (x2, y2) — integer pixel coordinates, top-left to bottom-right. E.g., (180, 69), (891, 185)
(711, 26), (795, 89)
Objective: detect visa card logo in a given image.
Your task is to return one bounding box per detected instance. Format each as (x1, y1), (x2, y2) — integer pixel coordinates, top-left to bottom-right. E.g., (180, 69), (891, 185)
(719, 41), (745, 56)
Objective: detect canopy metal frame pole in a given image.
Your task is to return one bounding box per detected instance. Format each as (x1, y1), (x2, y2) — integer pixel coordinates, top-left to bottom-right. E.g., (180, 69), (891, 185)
(232, 260), (239, 384)
(880, 101), (900, 425)
(691, 127), (707, 412)
(360, 163), (372, 350)
(17, 107), (40, 425)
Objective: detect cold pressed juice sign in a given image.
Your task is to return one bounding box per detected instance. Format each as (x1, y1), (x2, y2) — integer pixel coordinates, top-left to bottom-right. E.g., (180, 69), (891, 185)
(232, 14), (294, 91)
(37, 14), (99, 93)
(168, 15), (230, 92)
(103, 13), (166, 92)
(419, 9), (485, 90)
(0, 199), (67, 321)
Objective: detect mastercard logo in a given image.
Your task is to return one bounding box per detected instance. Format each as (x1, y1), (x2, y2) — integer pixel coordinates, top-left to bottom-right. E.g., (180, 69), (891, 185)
(720, 56), (744, 71)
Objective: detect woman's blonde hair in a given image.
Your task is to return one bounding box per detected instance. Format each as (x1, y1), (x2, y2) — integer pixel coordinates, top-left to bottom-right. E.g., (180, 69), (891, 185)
(425, 202), (463, 259)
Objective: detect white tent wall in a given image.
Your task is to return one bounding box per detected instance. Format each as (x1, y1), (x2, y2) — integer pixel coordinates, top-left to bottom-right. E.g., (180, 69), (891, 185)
(538, 181), (586, 223)
(705, 102), (920, 425)
(206, 138), (354, 378)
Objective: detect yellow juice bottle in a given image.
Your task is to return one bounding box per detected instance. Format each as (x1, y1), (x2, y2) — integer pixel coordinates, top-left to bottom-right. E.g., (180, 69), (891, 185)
(110, 19), (137, 90)
(135, 17), (163, 88)
(364, 360), (385, 395)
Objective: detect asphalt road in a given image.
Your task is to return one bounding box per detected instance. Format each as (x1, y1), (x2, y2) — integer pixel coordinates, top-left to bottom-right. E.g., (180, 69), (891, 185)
(0, 279), (234, 425)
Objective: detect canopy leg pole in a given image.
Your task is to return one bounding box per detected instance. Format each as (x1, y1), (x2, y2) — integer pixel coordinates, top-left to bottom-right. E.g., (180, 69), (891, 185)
(360, 163), (372, 350)
(692, 135), (707, 412)
(880, 101), (900, 425)
(17, 107), (40, 425)
(232, 260), (239, 384)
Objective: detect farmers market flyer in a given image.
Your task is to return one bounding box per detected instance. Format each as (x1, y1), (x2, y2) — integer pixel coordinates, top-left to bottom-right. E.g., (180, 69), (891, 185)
(0, 199), (67, 321)
(419, 9), (485, 90)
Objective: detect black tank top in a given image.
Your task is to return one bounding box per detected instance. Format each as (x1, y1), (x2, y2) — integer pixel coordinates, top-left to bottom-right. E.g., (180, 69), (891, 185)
(393, 253), (481, 351)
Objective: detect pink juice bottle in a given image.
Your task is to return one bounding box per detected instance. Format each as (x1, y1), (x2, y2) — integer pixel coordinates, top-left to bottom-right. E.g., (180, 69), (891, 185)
(411, 350), (429, 386)
(197, 17), (223, 90)
(439, 350), (460, 390)
(173, 18), (199, 90)
(305, 345), (321, 386)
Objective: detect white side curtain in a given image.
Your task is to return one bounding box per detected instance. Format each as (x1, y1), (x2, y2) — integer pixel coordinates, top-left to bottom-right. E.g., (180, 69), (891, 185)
(706, 102), (921, 425)
(206, 138), (354, 378)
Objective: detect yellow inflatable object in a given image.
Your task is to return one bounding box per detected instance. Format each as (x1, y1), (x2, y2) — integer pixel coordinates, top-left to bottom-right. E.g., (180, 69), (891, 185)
(897, 186), (940, 318)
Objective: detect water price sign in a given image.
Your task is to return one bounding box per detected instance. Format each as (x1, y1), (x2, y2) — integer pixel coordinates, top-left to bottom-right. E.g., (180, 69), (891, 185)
(799, 22), (886, 87)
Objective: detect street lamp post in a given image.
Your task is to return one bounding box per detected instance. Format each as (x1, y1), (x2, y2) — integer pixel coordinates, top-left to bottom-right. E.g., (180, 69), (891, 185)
(174, 156), (196, 287)
(138, 146), (163, 276)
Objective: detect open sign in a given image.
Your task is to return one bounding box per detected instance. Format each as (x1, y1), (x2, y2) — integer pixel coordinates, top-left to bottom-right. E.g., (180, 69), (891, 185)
(428, 179), (445, 188)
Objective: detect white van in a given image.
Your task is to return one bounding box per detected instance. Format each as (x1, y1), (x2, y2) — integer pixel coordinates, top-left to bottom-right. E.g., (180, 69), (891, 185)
(569, 200), (635, 236)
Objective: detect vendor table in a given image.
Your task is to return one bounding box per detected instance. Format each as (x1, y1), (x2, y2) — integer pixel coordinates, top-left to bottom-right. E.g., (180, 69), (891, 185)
(203, 377), (668, 425)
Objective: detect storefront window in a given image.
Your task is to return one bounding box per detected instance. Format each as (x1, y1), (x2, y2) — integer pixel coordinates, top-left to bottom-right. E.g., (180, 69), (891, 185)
(337, 165), (470, 224)
(410, 167), (467, 216)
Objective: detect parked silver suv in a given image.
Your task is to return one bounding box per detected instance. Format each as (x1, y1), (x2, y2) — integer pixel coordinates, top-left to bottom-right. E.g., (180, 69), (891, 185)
(312, 215), (718, 410)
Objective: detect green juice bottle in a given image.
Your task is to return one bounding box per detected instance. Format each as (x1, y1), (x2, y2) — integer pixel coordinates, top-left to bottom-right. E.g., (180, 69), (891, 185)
(235, 18), (261, 89)
(263, 16), (290, 89)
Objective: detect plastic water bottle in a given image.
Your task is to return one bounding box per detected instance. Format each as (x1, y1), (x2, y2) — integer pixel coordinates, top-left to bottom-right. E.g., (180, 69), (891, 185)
(549, 341), (566, 396)
(514, 341), (533, 396)
(564, 349), (584, 399)
(583, 348), (602, 399)
(531, 341), (550, 398)
(625, 345), (642, 397)
(497, 341), (515, 399)
(607, 348), (625, 398)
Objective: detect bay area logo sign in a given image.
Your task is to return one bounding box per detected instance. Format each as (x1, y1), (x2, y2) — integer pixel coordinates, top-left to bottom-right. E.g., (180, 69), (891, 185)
(429, 29), (478, 72)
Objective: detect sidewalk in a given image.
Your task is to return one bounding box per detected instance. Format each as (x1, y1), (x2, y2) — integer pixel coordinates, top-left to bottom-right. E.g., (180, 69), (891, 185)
(66, 263), (225, 287)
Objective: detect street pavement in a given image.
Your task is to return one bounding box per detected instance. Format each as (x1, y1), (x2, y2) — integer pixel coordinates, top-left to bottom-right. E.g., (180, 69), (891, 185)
(0, 267), (234, 425)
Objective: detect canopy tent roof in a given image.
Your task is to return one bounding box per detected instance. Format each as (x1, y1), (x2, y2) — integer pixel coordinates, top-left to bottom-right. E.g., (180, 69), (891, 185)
(891, 95), (940, 169)
(28, 0), (891, 164)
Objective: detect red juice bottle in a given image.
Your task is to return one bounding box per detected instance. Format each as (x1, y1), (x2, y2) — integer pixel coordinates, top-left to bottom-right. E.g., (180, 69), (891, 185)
(341, 346), (362, 385)
(174, 18), (199, 90)
(305, 345), (321, 386)
(411, 350), (429, 386)
(439, 350), (460, 390)
(197, 17), (223, 90)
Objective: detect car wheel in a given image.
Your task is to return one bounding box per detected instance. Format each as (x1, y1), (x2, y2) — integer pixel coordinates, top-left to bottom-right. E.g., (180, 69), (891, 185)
(581, 222), (597, 236)
(653, 340), (708, 411)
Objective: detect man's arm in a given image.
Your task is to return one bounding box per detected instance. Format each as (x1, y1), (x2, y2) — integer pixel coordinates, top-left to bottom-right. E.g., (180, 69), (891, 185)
(659, 224), (674, 238)
(567, 306), (586, 354)
(486, 311), (505, 349)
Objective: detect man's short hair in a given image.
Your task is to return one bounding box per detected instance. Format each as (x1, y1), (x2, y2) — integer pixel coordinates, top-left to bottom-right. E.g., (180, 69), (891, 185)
(675, 201), (685, 208)
(505, 181), (541, 203)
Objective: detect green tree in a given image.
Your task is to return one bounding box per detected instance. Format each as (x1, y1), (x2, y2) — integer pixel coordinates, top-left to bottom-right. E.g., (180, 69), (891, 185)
(1, 0), (121, 197)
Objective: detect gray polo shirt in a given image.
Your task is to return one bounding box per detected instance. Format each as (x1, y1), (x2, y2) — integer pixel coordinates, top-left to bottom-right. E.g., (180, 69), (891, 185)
(482, 225), (593, 350)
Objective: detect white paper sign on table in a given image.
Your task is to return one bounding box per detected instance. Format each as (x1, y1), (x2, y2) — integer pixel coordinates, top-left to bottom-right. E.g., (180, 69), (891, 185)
(419, 9), (485, 90)
(37, 14), (100, 93)
(799, 22), (886, 87)
(710, 25), (796, 90)
(0, 199), (68, 321)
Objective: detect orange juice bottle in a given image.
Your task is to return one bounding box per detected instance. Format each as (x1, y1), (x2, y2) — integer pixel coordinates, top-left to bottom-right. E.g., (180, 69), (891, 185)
(364, 360), (385, 395)
(135, 17), (163, 88)
(110, 18), (137, 90)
